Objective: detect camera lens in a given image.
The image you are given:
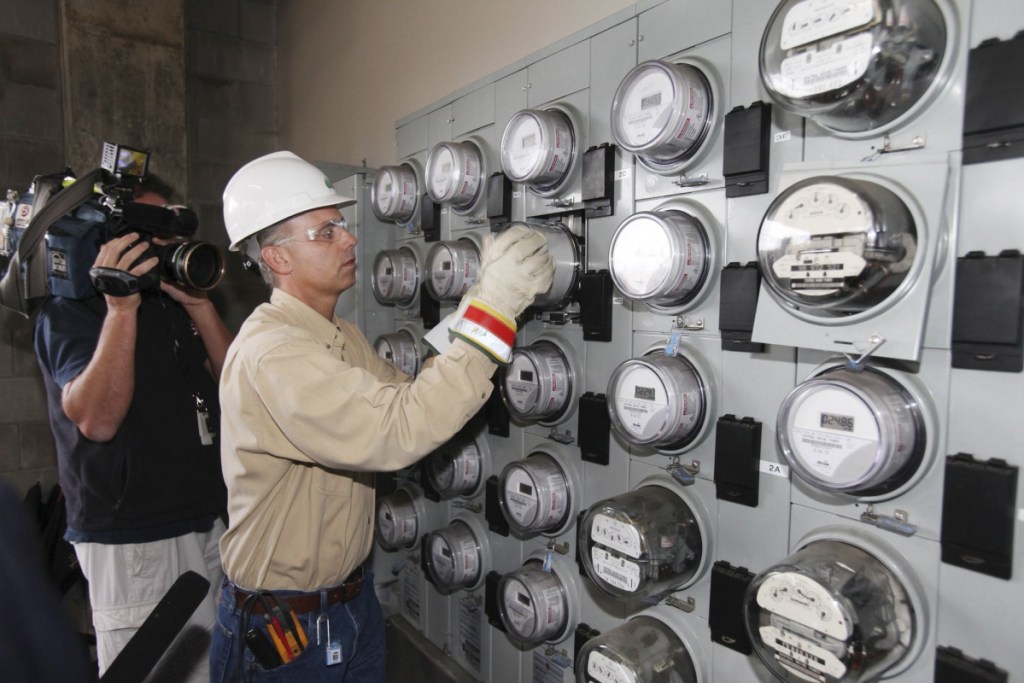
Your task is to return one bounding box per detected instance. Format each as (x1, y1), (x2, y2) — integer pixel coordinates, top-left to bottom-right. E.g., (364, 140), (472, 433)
(158, 241), (225, 290)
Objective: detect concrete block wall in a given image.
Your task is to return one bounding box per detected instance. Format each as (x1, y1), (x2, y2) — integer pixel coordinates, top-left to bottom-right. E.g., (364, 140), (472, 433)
(0, 0), (282, 497)
(186, 0), (280, 333)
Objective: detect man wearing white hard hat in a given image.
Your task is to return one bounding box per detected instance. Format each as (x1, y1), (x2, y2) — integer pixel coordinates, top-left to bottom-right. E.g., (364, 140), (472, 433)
(210, 151), (554, 681)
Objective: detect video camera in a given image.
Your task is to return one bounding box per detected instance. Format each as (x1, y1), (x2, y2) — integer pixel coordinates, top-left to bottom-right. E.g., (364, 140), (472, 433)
(0, 143), (225, 315)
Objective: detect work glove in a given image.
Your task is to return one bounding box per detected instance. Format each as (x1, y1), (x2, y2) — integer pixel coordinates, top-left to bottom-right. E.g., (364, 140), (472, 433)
(448, 225), (555, 364)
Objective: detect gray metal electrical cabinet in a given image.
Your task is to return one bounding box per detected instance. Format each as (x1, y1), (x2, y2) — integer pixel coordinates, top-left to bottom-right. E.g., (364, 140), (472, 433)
(364, 1), (1024, 681)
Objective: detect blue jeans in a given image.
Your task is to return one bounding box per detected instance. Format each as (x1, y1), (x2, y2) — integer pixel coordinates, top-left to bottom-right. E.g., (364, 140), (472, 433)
(209, 571), (385, 682)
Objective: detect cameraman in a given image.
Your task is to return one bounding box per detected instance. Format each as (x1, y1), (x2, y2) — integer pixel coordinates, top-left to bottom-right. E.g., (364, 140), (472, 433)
(33, 176), (234, 682)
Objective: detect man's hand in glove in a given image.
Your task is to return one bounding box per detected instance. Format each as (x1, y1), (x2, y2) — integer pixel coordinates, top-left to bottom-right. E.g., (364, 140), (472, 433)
(449, 225), (555, 364)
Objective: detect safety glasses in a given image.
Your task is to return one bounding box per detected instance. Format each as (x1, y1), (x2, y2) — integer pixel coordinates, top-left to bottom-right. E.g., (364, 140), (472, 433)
(278, 218), (349, 245)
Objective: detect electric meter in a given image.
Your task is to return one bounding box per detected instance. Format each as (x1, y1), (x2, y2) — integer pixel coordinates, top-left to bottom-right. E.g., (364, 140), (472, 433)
(507, 222), (581, 309)
(371, 164), (419, 223)
(371, 246), (419, 308)
(500, 109), (575, 191)
(579, 485), (705, 600)
(424, 239), (480, 302)
(498, 452), (574, 536)
(757, 176), (918, 318)
(778, 365), (926, 496)
(608, 210), (711, 310)
(501, 340), (574, 424)
(424, 517), (488, 594)
(576, 614), (699, 683)
(375, 485), (425, 552)
(424, 433), (484, 500)
(498, 558), (576, 647)
(607, 349), (709, 451)
(760, 0), (949, 134)
(746, 539), (919, 682)
(610, 59), (714, 173)
(373, 329), (421, 377)
(426, 141), (483, 210)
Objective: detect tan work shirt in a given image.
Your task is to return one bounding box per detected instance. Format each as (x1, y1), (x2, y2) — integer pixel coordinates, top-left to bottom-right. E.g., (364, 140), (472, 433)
(219, 289), (495, 591)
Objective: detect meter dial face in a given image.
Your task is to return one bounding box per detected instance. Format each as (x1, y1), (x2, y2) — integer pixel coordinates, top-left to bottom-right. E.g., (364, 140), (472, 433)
(499, 562), (568, 645)
(579, 486), (704, 600)
(778, 366), (925, 496)
(499, 453), (571, 534)
(502, 341), (573, 423)
(427, 520), (482, 592)
(373, 329), (421, 377)
(746, 540), (917, 682)
(760, 0), (949, 134)
(500, 109), (575, 190)
(578, 615), (698, 683)
(371, 164), (418, 223)
(375, 488), (419, 551)
(607, 352), (707, 450)
(425, 437), (483, 499)
(371, 247), (419, 307)
(757, 176), (917, 317)
(426, 141), (483, 209)
(424, 239), (480, 301)
(609, 210), (711, 309)
(610, 60), (714, 171)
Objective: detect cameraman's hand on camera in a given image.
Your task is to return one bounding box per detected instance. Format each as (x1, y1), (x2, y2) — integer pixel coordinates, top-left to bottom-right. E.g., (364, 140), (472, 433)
(449, 225), (554, 364)
(93, 232), (158, 311)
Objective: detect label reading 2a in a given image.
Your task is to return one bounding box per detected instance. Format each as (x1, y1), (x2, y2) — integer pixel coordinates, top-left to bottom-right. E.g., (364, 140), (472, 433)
(760, 461), (790, 478)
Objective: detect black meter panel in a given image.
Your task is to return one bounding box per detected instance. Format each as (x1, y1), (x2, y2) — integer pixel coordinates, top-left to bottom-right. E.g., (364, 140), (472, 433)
(608, 200), (720, 315)
(500, 336), (580, 427)
(578, 482), (710, 602)
(759, 0), (954, 137)
(497, 554), (579, 649)
(606, 342), (716, 455)
(423, 236), (481, 303)
(745, 532), (928, 683)
(371, 162), (421, 226)
(497, 449), (580, 538)
(778, 363), (934, 500)
(373, 327), (423, 377)
(751, 163), (951, 361)
(375, 484), (427, 552)
(610, 58), (719, 176)
(426, 140), (485, 215)
(575, 606), (709, 683)
(500, 107), (577, 197)
(423, 516), (490, 595)
(423, 430), (487, 501)
(371, 245), (421, 310)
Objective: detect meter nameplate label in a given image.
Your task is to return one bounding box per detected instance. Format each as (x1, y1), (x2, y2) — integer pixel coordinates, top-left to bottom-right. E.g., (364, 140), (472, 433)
(612, 365), (670, 441)
(760, 460), (791, 478)
(788, 384), (883, 483)
(778, 32), (873, 98)
(505, 468), (540, 526)
(431, 148), (455, 198)
(591, 513), (643, 558)
(759, 624), (848, 680)
(401, 565), (421, 620)
(772, 250), (867, 294)
(592, 547), (641, 592)
(620, 69), (674, 146)
(757, 573), (852, 640)
(587, 651), (639, 683)
(503, 578), (538, 637)
(780, 0), (876, 50)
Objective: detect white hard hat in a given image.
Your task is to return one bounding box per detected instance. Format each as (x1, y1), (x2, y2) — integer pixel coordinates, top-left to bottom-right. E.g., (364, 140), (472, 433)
(222, 151), (356, 251)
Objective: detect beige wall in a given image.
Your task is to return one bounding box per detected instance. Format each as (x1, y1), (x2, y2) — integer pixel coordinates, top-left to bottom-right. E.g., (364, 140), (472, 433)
(278, 0), (636, 168)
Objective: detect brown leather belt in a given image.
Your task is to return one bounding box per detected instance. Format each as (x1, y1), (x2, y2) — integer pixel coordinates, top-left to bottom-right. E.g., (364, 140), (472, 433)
(234, 567), (364, 615)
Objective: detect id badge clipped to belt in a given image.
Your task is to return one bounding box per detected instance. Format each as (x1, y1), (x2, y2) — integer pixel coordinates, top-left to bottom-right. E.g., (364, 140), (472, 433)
(317, 614), (343, 666)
